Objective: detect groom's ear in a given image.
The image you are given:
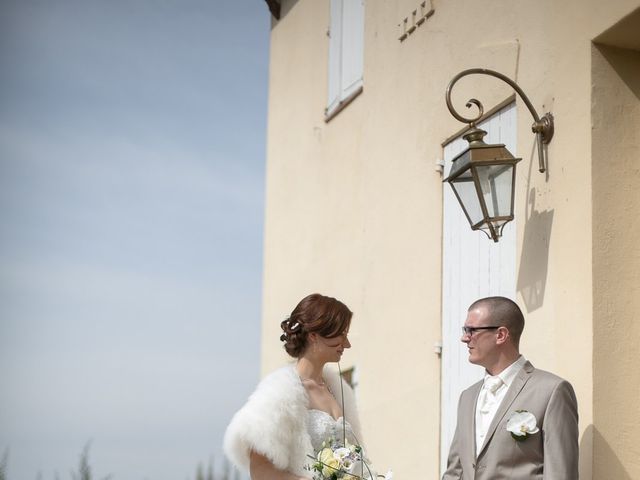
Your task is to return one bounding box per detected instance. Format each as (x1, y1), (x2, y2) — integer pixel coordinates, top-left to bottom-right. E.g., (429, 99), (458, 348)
(495, 326), (510, 345)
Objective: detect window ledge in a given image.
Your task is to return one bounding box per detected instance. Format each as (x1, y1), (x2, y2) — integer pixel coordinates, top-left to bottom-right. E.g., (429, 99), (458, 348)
(324, 86), (364, 123)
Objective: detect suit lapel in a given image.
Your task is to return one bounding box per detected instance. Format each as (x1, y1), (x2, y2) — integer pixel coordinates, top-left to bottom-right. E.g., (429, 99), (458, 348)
(477, 361), (535, 458)
(468, 382), (483, 460)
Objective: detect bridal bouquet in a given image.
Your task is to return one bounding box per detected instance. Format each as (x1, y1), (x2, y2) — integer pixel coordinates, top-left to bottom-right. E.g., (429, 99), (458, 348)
(308, 437), (392, 480)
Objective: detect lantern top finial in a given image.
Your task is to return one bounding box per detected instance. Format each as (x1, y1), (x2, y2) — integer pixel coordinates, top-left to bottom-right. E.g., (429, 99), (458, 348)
(462, 125), (488, 147)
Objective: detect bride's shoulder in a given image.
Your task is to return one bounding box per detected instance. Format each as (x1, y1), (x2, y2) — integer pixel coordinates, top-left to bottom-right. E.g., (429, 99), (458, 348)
(227, 364), (306, 423)
(228, 364), (308, 429)
(249, 364), (306, 402)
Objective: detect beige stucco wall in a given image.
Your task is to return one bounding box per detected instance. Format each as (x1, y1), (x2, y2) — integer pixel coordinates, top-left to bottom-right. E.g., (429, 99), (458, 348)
(260, 1), (640, 479)
(591, 43), (640, 480)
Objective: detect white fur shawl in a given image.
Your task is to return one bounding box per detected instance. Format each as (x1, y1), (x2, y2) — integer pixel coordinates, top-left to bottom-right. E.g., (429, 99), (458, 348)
(223, 364), (363, 477)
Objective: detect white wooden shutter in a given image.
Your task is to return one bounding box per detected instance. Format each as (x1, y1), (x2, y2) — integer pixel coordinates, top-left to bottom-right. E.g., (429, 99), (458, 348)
(440, 103), (517, 474)
(327, 0), (364, 116)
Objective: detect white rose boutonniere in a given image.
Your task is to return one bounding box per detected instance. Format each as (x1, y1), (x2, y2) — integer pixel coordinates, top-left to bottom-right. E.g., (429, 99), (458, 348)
(506, 410), (540, 441)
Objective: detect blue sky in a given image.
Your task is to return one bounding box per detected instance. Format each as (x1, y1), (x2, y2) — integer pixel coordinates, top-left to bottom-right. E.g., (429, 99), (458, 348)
(0, 1), (268, 478)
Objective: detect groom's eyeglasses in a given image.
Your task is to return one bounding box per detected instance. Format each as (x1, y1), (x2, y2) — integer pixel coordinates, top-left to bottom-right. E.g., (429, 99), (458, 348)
(461, 326), (501, 337)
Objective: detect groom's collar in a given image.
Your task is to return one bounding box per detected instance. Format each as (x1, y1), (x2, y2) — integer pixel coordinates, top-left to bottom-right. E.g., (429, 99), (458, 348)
(484, 355), (527, 388)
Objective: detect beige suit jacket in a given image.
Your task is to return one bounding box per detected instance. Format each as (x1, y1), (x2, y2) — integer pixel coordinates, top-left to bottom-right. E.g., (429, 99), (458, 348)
(442, 361), (579, 480)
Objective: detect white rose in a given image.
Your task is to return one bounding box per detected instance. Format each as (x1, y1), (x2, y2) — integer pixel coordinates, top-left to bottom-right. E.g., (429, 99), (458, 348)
(506, 410), (539, 440)
(333, 447), (351, 460)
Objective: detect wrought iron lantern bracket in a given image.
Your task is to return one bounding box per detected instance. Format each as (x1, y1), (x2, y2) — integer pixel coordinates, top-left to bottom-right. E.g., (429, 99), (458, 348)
(445, 68), (554, 173)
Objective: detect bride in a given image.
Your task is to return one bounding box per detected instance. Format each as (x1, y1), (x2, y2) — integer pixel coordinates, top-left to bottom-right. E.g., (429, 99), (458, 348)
(224, 293), (364, 479)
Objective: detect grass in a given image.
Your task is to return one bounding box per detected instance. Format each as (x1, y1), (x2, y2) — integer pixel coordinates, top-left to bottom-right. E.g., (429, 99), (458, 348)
(70, 443), (111, 480)
(0, 443), (240, 480)
(0, 448), (8, 480)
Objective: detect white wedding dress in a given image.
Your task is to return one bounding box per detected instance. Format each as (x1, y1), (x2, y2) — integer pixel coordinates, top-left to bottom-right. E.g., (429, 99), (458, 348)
(306, 409), (376, 479)
(307, 409), (360, 451)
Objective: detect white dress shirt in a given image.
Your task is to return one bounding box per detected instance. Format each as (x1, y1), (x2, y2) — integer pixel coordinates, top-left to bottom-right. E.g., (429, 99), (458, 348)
(475, 355), (527, 455)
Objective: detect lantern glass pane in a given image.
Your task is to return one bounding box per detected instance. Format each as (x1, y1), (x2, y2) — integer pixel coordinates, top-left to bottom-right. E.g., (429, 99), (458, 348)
(450, 170), (484, 225)
(476, 164), (514, 217)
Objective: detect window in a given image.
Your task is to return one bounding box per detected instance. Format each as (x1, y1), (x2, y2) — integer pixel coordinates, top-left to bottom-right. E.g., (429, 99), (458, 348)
(326, 0), (364, 120)
(340, 365), (358, 391)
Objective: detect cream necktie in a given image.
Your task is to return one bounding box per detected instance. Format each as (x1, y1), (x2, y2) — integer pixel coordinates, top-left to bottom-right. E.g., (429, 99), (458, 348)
(478, 375), (504, 413)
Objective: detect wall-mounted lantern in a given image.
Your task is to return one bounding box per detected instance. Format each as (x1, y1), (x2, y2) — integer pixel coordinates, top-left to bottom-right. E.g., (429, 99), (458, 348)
(444, 68), (554, 242)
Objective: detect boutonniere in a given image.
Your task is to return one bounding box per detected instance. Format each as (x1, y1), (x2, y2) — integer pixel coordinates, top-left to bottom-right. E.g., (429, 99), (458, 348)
(506, 410), (540, 441)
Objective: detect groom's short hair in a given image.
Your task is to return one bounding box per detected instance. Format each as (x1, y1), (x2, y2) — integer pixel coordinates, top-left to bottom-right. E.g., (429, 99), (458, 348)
(469, 296), (525, 346)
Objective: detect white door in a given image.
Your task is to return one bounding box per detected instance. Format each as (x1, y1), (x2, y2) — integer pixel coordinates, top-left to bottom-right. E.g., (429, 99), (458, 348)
(440, 103), (517, 473)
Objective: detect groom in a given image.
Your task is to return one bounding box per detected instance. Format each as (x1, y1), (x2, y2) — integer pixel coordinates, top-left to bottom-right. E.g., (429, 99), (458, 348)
(442, 296), (579, 479)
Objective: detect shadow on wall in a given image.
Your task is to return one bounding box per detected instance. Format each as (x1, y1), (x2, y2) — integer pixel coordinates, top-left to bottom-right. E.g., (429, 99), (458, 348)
(269, 0), (300, 23)
(596, 43), (640, 100)
(517, 143), (554, 313)
(579, 424), (594, 480)
(281, 0), (301, 18)
(582, 424), (635, 480)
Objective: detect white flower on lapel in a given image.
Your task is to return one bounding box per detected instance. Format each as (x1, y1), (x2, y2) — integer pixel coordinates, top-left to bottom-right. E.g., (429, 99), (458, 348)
(506, 410), (540, 441)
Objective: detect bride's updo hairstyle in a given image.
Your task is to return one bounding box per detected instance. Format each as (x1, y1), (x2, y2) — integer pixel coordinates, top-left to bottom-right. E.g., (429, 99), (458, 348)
(280, 293), (352, 358)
